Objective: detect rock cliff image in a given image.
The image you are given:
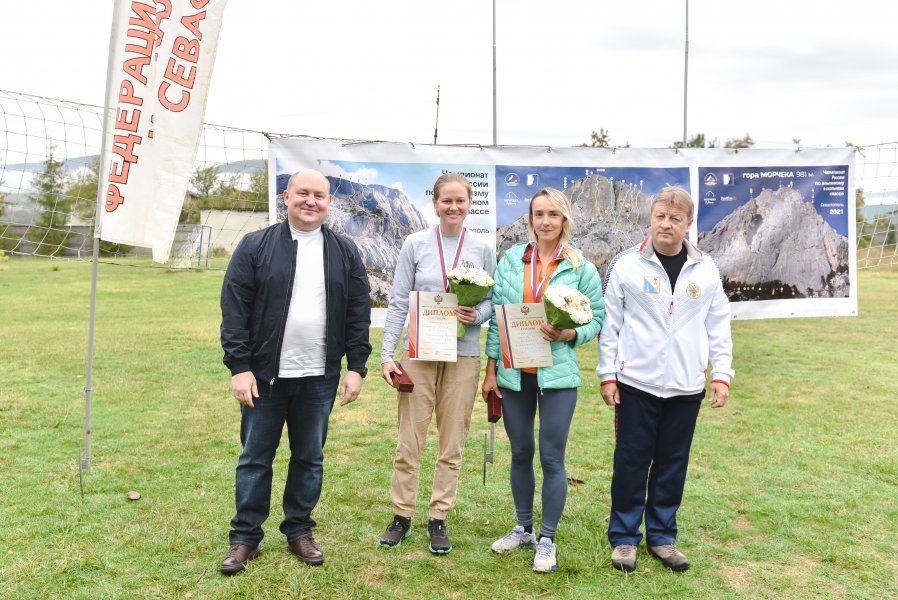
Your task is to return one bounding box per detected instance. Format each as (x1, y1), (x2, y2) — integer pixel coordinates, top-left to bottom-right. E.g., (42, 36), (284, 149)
(497, 174), (652, 277)
(697, 187), (849, 299)
(276, 174), (429, 306)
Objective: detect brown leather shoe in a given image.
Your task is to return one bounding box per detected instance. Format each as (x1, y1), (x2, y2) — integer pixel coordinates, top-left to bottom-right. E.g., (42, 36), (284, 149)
(648, 544), (690, 571)
(288, 534), (325, 566)
(220, 543), (260, 574)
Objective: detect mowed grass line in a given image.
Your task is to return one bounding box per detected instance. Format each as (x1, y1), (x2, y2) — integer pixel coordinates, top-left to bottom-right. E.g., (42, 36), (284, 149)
(0, 259), (896, 599)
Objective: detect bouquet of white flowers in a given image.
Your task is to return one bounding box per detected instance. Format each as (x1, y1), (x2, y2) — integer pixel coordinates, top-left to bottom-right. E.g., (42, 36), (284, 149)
(543, 284), (592, 330)
(447, 266), (495, 338)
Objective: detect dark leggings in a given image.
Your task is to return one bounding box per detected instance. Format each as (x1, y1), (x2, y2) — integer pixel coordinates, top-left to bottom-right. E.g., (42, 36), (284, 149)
(500, 373), (578, 539)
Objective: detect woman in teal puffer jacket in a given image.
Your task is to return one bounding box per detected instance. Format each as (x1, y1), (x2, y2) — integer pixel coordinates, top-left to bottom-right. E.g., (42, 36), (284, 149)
(482, 187), (604, 573)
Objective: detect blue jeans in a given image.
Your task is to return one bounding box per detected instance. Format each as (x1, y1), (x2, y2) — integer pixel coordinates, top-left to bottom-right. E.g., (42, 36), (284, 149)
(229, 375), (339, 547)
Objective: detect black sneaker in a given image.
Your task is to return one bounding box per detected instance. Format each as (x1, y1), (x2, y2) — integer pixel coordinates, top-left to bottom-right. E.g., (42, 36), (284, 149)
(378, 515), (412, 548)
(427, 518), (452, 554)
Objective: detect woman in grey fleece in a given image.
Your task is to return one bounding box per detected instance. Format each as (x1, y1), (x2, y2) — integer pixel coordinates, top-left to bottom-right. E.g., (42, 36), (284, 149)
(377, 173), (496, 554)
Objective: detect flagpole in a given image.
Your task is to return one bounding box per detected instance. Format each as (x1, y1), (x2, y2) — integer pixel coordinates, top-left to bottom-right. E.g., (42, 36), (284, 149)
(683, 0), (689, 147)
(492, 0), (497, 147)
(82, 2), (123, 472)
(487, 0), (498, 474)
(433, 85), (440, 144)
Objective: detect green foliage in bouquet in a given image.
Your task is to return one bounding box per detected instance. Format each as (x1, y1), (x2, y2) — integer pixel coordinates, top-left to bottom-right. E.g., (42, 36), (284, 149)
(543, 296), (580, 330)
(543, 284), (592, 331)
(447, 266), (495, 338)
(449, 279), (492, 338)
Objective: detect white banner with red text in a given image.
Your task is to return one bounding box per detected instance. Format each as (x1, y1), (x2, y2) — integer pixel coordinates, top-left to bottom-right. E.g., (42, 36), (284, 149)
(99, 0), (228, 262)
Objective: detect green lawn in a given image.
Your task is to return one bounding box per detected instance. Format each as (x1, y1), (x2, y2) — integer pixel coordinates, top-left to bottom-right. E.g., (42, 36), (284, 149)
(0, 259), (896, 599)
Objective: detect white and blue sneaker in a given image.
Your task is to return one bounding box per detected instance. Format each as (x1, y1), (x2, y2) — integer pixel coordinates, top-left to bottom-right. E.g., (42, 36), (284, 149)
(532, 537), (557, 573)
(491, 525), (537, 553)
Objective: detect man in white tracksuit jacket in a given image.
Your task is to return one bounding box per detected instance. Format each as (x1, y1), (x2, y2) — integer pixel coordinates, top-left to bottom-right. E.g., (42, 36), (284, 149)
(597, 186), (734, 573)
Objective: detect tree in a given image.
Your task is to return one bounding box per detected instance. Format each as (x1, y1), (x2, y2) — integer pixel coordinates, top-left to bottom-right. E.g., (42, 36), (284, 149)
(67, 157), (101, 222)
(723, 133), (754, 149)
(581, 128), (630, 149)
(27, 147), (71, 256)
(183, 164), (265, 222)
(672, 133), (718, 149)
(183, 165), (219, 223)
(855, 187), (871, 247)
(0, 158), (6, 219)
(191, 165), (220, 199)
(582, 128), (611, 148)
(62, 157), (132, 256)
(249, 163), (269, 206)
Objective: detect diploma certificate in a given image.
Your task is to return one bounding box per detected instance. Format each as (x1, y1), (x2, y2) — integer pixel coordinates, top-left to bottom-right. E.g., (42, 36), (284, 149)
(407, 291), (458, 362)
(495, 303), (553, 369)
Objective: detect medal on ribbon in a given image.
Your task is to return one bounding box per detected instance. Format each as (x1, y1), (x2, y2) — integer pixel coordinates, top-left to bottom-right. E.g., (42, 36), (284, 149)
(435, 226), (466, 292)
(530, 242), (564, 301)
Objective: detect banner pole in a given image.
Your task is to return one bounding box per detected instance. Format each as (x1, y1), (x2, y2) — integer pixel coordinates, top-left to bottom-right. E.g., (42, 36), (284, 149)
(82, 1), (124, 472)
(83, 227), (100, 472)
(490, 0), (498, 460)
(683, 0), (689, 146)
(492, 0), (497, 147)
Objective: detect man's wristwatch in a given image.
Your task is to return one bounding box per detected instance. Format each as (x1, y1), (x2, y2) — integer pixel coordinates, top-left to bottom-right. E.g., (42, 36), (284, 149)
(349, 367), (368, 378)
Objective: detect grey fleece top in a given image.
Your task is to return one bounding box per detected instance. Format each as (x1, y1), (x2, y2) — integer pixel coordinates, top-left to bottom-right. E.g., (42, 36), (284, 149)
(381, 227), (497, 362)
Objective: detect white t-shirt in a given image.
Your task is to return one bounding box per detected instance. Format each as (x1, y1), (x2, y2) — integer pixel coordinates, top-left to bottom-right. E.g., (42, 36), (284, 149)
(278, 225), (327, 377)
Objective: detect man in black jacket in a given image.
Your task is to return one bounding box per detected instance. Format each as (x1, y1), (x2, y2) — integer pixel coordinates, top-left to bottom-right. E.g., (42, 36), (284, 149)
(219, 169), (372, 574)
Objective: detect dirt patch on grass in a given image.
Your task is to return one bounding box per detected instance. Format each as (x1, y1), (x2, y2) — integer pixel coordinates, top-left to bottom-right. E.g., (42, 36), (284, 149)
(332, 410), (382, 426)
(723, 515), (771, 549)
(721, 564), (760, 596)
(722, 555), (825, 598)
(360, 564), (385, 587)
(731, 515), (756, 533)
(782, 555), (818, 581)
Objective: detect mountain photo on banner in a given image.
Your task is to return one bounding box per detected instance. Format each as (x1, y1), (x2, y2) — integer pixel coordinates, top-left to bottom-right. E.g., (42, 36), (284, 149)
(696, 166), (850, 301)
(274, 160), (494, 308)
(495, 165), (689, 277)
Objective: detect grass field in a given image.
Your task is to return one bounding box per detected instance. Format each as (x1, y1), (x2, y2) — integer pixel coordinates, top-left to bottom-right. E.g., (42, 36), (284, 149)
(1, 259), (896, 599)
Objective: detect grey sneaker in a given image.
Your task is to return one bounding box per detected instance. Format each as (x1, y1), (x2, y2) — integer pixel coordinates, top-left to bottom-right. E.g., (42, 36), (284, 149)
(648, 544), (690, 571)
(532, 537), (557, 573)
(610, 544), (638, 572)
(427, 518), (452, 554)
(491, 525), (537, 553)
(378, 515), (412, 548)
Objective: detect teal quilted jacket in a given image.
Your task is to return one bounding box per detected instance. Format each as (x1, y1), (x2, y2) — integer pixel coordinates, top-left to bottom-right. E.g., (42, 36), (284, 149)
(485, 242), (605, 391)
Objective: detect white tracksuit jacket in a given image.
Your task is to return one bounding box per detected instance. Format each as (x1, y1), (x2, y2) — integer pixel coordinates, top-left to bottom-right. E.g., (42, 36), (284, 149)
(597, 238), (735, 397)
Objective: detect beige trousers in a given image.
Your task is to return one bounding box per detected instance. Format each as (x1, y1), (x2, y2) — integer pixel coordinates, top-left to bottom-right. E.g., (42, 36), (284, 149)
(390, 352), (481, 520)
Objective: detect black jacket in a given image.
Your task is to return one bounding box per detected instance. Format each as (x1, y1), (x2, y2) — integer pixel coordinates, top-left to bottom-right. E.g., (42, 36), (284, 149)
(220, 220), (372, 384)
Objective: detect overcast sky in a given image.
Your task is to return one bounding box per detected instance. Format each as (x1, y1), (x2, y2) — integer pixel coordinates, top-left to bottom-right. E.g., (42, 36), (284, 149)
(1, 0), (897, 149)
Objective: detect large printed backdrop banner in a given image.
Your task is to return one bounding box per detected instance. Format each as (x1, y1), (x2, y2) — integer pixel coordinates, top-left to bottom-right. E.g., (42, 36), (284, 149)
(100, 0), (228, 262)
(269, 140), (857, 322)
